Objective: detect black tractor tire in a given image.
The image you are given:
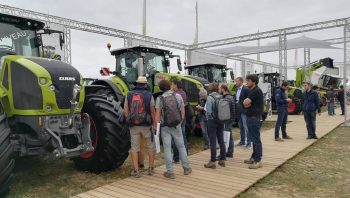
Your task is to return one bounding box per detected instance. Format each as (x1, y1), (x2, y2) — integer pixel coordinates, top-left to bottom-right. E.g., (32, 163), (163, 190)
(73, 94), (130, 173)
(288, 97), (302, 115)
(0, 114), (14, 196)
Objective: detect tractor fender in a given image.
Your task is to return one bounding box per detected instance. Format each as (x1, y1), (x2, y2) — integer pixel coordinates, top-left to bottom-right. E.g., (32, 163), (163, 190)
(90, 79), (125, 103)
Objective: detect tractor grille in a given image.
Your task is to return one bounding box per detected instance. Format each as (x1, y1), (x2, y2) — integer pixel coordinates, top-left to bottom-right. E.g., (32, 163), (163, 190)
(27, 58), (81, 109)
(11, 62), (43, 110)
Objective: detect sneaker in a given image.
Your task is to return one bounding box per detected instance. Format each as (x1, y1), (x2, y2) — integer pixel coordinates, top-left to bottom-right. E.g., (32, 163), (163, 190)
(312, 135), (319, 139)
(249, 161), (263, 169)
(226, 153), (233, 158)
(275, 137), (284, 142)
(131, 170), (141, 178)
(163, 172), (175, 179)
(218, 160), (226, 167)
(184, 167), (192, 175)
(244, 158), (254, 164)
(244, 143), (252, 149)
(283, 135), (293, 140)
(147, 167), (155, 176)
(235, 142), (245, 147)
(173, 160), (180, 164)
(204, 161), (216, 169)
(139, 164), (146, 172)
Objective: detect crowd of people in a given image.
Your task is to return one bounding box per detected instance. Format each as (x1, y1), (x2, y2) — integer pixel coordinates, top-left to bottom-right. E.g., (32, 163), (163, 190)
(123, 74), (346, 179)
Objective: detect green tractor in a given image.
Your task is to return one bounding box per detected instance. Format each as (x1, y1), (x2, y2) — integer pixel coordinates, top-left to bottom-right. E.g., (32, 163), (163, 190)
(0, 13), (130, 195)
(92, 45), (209, 135)
(257, 57), (341, 115)
(185, 63), (236, 94)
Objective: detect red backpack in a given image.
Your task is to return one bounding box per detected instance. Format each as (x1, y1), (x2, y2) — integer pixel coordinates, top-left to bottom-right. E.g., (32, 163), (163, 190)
(127, 90), (151, 126)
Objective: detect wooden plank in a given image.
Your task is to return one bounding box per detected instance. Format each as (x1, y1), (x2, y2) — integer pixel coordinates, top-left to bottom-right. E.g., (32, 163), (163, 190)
(74, 109), (344, 198)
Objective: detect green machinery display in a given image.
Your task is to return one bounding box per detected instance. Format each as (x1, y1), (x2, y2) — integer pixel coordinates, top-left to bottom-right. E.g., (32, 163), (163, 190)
(0, 14), (130, 195)
(258, 57), (342, 115)
(185, 63), (236, 94)
(92, 45), (209, 134)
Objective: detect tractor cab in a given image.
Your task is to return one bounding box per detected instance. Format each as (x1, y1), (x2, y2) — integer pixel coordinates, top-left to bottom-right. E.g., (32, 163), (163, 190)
(0, 13), (65, 60)
(185, 63), (234, 83)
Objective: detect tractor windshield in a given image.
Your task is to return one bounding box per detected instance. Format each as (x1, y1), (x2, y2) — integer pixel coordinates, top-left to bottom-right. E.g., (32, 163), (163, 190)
(0, 23), (38, 57)
(211, 66), (225, 82)
(116, 51), (167, 84)
(189, 65), (225, 82)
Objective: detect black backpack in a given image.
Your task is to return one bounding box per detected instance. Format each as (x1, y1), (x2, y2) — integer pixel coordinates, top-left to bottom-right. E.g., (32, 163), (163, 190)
(160, 93), (182, 127)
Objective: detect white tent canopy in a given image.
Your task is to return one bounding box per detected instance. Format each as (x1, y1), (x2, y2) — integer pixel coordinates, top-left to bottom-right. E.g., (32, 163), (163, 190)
(210, 36), (340, 56)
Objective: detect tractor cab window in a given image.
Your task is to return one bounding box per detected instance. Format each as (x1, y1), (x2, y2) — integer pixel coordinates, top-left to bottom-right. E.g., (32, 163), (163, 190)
(144, 52), (166, 73)
(0, 23), (38, 57)
(189, 66), (209, 80)
(211, 66), (225, 82)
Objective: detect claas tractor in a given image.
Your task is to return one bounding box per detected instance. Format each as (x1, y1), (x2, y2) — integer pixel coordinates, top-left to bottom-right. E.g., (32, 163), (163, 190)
(185, 63), (236, 94)
(92, 45), (209, 135)
(258, 57), (341, 115)
(0, 13), (130, 195)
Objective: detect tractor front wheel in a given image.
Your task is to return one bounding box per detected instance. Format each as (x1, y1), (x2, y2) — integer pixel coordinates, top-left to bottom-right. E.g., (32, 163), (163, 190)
(73, 94), (130, 173)
(0, 114), (14, 196)
(288, 98), (302, 115)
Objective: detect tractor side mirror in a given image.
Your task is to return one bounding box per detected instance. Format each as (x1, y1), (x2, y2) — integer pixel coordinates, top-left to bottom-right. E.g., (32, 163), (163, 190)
(100, 67), (111, 76)
(230, 71), (234, 80)
(165, 59), (170, 67)
(177, 58), (182, 71)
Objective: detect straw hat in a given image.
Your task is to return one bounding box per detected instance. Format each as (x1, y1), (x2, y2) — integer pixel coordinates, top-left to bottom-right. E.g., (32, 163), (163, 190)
(136, 76), (148, 84)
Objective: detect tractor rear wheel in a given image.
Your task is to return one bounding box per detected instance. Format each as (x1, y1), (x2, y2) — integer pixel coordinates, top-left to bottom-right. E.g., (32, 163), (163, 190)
(288, 98), (302, 115)
(73, 94), (130, 173)
(0, 114), (14, 196)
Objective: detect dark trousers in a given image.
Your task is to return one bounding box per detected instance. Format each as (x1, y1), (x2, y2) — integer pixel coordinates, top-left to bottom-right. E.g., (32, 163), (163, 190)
(304, 111), (316, 137)
(172, 122), (188, 161)
(247, 116), (262, 162)
(207, 119), (226, 161)
(274, 108), (288, 139)
(340, 101), (345, 115)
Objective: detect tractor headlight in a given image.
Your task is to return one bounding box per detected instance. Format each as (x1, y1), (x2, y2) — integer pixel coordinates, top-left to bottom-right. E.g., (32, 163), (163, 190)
(39, 77), (47, 85)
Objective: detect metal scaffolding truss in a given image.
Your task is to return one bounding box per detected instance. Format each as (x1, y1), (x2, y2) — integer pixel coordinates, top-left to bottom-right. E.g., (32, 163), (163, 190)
(278, 32), (288, 79)
(0, 4), (190, 50)
(194, 17), (350, 49)
(343, 20), (350, 126)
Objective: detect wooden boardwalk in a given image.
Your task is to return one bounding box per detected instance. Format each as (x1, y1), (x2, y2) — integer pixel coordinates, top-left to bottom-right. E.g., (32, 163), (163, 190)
(74, 108), (347, 198)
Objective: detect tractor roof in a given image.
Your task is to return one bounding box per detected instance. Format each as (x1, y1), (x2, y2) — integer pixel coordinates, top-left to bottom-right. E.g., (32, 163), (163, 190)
(185, 63), (226, 69)
(110, 46), (171, 56)
(0, 13), (45, 30)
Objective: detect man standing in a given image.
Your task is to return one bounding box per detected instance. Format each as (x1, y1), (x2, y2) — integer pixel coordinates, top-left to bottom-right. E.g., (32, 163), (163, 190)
(124, 76), (156, 177)
(171, 80), (188, 163)
(235, 77), (251, 148)
(197, 88), (210, 150)
(219, 84), (235, 158)
(204, 83), (226, 169)
(302, 82), (321, 139)
(274, 82), (293, 141)
(155, 80), (192, 179)
(337, 85), (345, 115)
(243, 74), (264, 169)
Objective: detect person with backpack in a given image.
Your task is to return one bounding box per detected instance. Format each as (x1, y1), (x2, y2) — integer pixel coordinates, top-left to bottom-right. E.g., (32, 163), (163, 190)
(155, 80), (192, 179)
(204, 83), (227, 169)
(274, 81), (293, 142)
(171, 79), (188, 163)
(243, 74), (264, 169)
(124, 76), (156, 178)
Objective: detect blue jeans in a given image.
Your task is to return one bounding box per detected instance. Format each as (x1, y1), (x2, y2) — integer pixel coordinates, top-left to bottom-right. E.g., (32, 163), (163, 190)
(239, 113), (250, 145)
(274, 108), (288, 139)
(199, 117), (209, 146)
(161, 125), (190, 174)
(224, 122), (234, 157)
(340, 101), (345, 115)
(207, 119), (226, 161)
(327, 102), (335, 115)
(247, 116), (262, 162)
(304, 111), (316, 137)
(172, 122), (188, 161)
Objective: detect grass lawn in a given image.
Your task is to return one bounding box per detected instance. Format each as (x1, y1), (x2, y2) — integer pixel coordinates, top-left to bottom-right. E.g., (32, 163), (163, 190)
(7, 121), (276, 198)
(238, 126), (350, 198)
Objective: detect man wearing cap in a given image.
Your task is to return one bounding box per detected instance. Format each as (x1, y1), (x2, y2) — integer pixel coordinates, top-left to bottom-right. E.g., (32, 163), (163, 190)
(124, 76), (156, 177)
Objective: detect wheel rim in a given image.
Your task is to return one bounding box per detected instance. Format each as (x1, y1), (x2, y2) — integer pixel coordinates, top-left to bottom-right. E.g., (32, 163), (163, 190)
(288, 101), (296, 113)
(80, 117), (99, 159)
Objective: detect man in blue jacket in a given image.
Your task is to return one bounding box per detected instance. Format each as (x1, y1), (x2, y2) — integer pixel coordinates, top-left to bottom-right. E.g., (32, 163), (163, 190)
(274, 82), (293, 141)
(302, 82), (321, 139)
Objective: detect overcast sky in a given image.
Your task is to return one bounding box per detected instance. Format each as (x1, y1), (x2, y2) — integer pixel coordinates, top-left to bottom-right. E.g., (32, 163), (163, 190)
(1, 0), (350, 79)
